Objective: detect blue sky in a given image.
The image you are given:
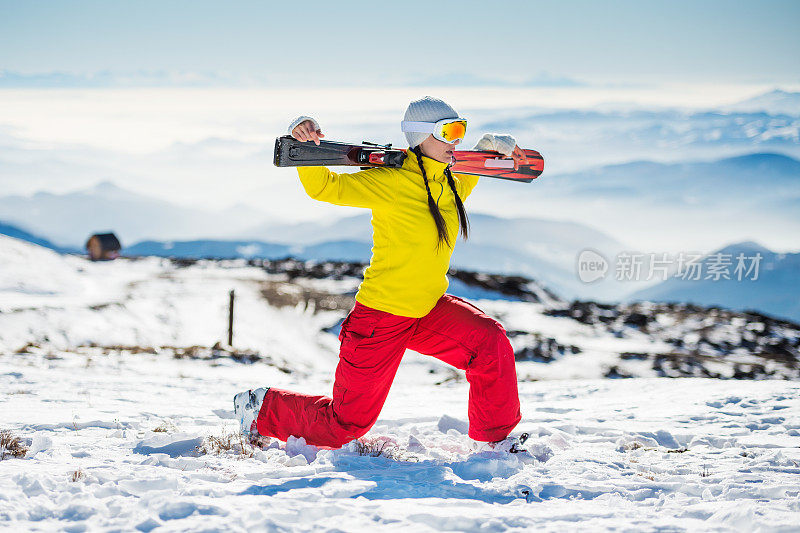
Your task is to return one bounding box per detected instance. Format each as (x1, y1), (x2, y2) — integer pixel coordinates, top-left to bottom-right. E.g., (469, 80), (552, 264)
(1, 0), (798, 86)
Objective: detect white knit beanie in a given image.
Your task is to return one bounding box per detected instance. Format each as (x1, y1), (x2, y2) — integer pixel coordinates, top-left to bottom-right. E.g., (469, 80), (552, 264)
(403, 96), (460, 148)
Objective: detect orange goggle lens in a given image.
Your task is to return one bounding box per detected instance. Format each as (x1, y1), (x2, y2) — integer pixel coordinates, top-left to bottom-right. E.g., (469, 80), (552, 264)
(438, 120), (467, 142)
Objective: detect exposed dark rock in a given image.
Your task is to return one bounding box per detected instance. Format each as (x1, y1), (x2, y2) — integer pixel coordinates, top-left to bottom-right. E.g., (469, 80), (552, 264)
(161, 256), (800, 380)
(620, 352), (649, 360)
(513, 335), (581, 363)
(604, 366), (633, 379)
(623, 312), (650, 330)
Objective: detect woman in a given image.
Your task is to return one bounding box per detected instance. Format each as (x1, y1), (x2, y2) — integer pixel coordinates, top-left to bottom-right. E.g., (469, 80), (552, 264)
(235, 96), (527, 452)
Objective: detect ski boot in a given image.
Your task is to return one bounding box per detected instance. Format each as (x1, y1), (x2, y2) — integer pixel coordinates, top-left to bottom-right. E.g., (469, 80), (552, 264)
(233, 387), (270, 446)
(474, 432), (550, 463)
(474, 432), (530, 453)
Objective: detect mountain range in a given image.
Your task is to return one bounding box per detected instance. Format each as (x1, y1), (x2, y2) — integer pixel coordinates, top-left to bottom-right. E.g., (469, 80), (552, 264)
(721, 89), (800, 115)
(546, 152), (800, 210)
(0, 181), (270, 247)
(628, 241), (800, 323)
(3, 149), (798, 305)
(470, 151), (800, 254)
(124, 214), (626, 301)
(3, 216), (799, 323)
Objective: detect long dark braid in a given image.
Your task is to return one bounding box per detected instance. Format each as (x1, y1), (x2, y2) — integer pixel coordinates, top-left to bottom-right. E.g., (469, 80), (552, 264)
(412, 146), (469, 249)
(414, 146), (450, 248)
(445, 166), (470, 241)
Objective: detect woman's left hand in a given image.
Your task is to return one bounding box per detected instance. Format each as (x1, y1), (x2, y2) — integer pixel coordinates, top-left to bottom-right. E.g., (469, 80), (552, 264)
(511, 145), (529, 166)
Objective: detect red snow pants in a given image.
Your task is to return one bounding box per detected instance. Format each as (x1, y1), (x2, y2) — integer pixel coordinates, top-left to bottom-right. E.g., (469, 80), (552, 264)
(256, 294), (521, 448)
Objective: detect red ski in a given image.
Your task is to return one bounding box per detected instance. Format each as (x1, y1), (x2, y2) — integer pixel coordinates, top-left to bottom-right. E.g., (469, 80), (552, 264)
(451, 148), (543, 182)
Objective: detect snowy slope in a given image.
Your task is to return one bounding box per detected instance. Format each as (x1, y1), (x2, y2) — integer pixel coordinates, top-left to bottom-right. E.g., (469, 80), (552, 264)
(0, 220), (63, 251)
(0, 236), (338, 371)
(2, 236), (798, 380)
(2, 235), (800, 531)
(1, 348), (799, 531)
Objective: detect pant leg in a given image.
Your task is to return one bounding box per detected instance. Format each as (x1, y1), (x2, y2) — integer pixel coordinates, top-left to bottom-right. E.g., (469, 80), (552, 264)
(256, 302), (416, 448)
(406, 294), (521, 442)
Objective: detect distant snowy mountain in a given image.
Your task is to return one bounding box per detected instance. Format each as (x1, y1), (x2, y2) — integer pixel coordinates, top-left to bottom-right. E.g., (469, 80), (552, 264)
(245, 213), (632, 301)
(126, 238), (376, 264)
(127, 240), (292, 259)
(628, 241), (800, 323)
(246, 215), (374, 246)
(0, 182), (270, 247)
(91, 224), (800, 323)
(478, 107), (800, 176)
(548, 152), (800, 209)
(298, 240), (373, 263)
(478, 151), (800, 256)
(723, 89), (800, 115)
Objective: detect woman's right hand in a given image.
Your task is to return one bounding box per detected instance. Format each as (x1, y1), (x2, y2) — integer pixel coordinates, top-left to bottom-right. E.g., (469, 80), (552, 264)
(291, 119), (325, 145)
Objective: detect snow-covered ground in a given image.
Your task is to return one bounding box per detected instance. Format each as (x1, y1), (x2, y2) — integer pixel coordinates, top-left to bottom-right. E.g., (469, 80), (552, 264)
(2, 236), (800, 531)
(0, 236), (341, 372)
(2, 349), (799, 531)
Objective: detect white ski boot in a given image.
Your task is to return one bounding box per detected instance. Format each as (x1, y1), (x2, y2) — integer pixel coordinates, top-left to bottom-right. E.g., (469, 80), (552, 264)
(473, 432), (552, 463)
(233, 387), (269, 444)
(474, 432), (531, 454)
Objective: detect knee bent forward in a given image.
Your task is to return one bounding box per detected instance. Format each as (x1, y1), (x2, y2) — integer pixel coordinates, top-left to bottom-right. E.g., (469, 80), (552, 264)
(481, 320), (508, 346)
(468, 321), (512, 365)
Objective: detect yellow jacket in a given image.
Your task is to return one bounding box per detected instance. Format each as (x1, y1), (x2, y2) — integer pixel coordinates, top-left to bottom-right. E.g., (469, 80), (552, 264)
(297, 153), (479, 317)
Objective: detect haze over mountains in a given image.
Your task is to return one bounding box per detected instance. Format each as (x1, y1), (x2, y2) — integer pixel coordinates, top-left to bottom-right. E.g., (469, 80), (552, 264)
(0, 181), (270, 246)
(16, 210), (626, 302)
(3, 147), (796, 252)
(722, 89), (800, 115)
(3, 135), (799, 303)
(1, 87), (797, 319)
(464, 150), (800, 253)
(4, 210), (799, 322)
(629, 241), (800, 323)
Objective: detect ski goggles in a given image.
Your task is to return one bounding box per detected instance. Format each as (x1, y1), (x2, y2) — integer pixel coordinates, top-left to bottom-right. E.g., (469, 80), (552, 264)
(401, 118), (468, 144)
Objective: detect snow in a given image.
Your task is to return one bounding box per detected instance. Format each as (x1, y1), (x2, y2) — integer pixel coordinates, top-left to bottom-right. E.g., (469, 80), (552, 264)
(2, 349), (799, 531)
(0, 236), (339, 371)
(2, 237), (800, 530)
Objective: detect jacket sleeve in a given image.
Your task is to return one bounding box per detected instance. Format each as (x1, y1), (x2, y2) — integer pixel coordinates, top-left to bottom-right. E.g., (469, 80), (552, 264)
(297, 166), (396, 209)
(453, 172), (480, 201)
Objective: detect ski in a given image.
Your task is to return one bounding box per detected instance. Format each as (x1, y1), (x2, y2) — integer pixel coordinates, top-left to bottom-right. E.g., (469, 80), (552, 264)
(451, 151), (543, 182)
(273, 136), (406, 169)
(273, 136), (544, 183)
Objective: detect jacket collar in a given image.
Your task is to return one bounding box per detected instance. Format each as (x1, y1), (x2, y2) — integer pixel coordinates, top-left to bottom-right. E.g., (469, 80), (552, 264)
(403, 147), (450, 183)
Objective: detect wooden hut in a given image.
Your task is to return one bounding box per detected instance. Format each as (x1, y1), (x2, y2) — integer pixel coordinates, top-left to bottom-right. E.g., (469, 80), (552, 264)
(85, 233), (121, 261)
